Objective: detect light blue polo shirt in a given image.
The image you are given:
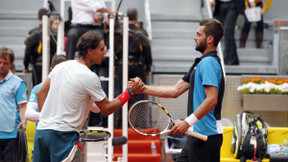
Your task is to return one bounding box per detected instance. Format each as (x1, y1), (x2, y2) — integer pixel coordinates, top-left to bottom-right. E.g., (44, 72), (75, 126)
(0, 72), (27, 139)
(193, 57), (222, 136)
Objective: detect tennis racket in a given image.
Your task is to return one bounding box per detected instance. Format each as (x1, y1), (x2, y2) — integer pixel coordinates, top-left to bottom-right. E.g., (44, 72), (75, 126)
(128, 100), (208, 141)
(79, 130), (111, 142)
(63, 130), (111, 162)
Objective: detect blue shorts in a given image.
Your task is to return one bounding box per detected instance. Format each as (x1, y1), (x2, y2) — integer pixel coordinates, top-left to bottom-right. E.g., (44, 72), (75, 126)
(33, 129), (79, 162)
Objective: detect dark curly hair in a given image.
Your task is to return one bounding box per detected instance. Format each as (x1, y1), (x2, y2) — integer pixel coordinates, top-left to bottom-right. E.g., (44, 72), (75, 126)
(76, 31), (103, 58)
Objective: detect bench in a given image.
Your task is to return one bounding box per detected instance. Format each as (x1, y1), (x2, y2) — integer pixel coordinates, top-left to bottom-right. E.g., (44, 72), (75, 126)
(221, 127), (288, 162)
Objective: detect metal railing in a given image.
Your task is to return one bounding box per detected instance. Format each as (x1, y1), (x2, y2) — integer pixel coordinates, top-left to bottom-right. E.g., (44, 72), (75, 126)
(144, 0), (152, 40)
(204, 0), (226, 77)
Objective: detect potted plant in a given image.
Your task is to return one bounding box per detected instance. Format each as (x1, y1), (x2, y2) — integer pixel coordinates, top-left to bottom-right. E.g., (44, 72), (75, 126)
(237, 77), (288, 111)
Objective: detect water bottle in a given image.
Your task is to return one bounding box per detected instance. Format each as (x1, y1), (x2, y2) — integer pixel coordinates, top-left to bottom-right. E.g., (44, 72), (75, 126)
(151, 141), (157, 156)
(117, 157), (122, 162)
(282, 139), (288, 154)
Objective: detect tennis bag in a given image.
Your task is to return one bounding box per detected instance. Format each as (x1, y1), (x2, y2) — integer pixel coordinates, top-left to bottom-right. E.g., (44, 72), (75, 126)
(231, 111), (268, 162)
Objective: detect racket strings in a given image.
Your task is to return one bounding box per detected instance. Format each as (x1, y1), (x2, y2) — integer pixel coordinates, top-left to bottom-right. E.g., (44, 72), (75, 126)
(129, 101), (170, 134)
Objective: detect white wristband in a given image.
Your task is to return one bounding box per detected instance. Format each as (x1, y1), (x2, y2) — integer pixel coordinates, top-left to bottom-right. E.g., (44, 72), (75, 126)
(185, 113), (199, 126)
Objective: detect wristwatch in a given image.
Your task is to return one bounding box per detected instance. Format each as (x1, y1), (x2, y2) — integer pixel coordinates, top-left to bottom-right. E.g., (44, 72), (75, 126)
(127, 88), (134, 96)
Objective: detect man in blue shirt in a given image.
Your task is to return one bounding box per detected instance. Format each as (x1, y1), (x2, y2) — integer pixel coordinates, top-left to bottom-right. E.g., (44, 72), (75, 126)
(136, 19), (225, 162)
(0, 47), (27, 161)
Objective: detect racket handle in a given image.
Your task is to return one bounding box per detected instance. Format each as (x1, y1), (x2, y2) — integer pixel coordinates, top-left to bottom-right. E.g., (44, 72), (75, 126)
(185, 131), (208, 142)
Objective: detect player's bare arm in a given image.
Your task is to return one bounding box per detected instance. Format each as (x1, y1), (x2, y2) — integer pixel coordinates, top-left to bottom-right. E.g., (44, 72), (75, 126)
(17, 103), (27, 130)
(170, 85), (218, 134)
(142, 79), (189, 98)
(37, 78), (50, 111)
(95, 77), (143, 116)
(193, 85), (218, 119)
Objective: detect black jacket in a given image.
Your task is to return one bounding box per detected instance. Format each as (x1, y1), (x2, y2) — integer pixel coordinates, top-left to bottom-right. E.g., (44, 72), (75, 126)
(23, 26), (57, 69)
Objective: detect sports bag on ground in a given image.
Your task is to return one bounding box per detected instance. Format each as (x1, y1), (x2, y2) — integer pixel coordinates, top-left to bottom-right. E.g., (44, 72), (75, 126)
(231, 111), (268, 162)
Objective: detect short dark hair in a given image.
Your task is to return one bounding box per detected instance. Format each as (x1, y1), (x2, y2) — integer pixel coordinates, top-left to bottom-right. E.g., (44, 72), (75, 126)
(127, 8), (138, 21)
(76, 31), (103, 58)
(199, 19), (224, 46)
(51, 54), (67, 68)
(0, 47), (15, 63)
(38, 8), (48, 20)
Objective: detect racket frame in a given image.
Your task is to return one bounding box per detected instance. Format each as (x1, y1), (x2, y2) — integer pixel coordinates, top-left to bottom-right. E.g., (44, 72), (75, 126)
(79, 130), (111, 142)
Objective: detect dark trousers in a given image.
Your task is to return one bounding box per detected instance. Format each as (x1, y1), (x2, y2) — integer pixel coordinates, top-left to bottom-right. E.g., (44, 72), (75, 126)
(66, 25), (104, 60)
(176, 134), (223, 162)
(219, 1), (239, 65)
(0, 138), (18, 161)
(242, 2), (264, 34)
